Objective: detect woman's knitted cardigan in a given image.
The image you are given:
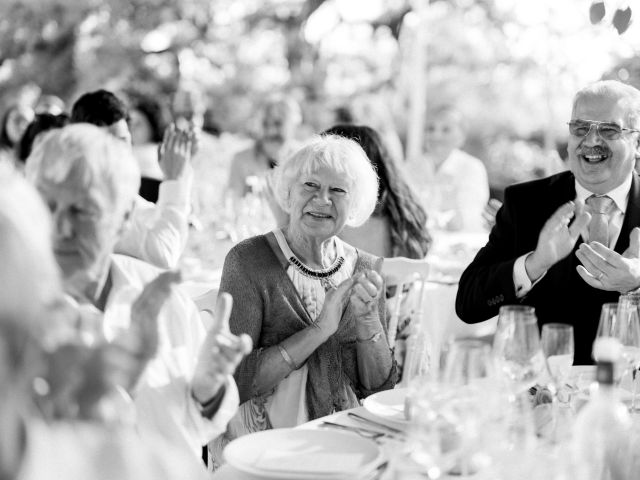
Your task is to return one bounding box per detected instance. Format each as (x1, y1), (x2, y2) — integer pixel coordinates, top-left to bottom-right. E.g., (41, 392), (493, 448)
(220, 232), (397, 420)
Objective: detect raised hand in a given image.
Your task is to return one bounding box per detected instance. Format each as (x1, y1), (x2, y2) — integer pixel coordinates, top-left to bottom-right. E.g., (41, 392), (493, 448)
(576, 227), (640, 292)
(315, 276), (355, 337)
(191, 293), (252, 404)
(158, 124), (194, 181)
(350, 270), (384, 318)
(526, 201), (591, 281)
(106, 271), (181, 394)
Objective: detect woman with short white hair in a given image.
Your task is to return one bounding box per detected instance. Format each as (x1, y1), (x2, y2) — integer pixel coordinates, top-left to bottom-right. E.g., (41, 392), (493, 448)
(213, 135), (396, 459)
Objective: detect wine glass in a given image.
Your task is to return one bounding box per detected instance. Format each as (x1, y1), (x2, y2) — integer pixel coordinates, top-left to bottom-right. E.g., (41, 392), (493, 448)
(541, 323), (574, 391)
(541, 323), (574, 442)
(613, 300), (640, 411)
(595, 303), (639, 387)
(492, 306), (545, 395)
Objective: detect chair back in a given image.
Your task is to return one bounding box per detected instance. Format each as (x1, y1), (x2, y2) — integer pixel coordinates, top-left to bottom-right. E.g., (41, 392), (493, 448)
(192, 287), (219, 330)
(381, 256), (430, 347)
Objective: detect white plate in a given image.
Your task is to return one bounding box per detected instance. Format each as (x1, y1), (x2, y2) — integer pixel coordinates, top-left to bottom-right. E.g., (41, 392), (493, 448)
(223, 428), (382, 479)
(363, 388), (409, 424)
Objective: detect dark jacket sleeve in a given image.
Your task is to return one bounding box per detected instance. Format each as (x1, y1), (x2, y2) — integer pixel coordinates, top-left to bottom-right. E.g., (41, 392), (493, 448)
(455, 188), (524, 323)
(219, 246), (265, 404)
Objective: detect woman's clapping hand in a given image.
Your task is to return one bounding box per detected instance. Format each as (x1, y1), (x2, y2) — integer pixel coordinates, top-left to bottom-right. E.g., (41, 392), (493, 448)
(350, 270), (383, 317)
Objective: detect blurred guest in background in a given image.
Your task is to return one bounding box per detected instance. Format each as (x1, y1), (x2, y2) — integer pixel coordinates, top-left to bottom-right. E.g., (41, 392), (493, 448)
(227, 96), (302, 198)
(0, 104), (35, 167)
(408, 105), (489, 232)
(457, 80), (640, 365)
(17, 112), (70, 165)
(325, 124), (431, 259)
(71, 89), (192, 269)
(25, 124), (250, 459)
(128, 94), (170, 203)
(211, 135), (396, 464)
(34, 94), (65, 115)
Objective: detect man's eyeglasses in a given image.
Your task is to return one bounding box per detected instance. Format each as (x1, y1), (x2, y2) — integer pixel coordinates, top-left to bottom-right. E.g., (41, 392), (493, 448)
(568, 120), (640, 140)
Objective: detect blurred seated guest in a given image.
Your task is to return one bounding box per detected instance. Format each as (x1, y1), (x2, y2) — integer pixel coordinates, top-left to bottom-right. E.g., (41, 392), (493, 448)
(35, 94), (65, 115)
(407, 105), (489, 232)
(325, 125), (431, 259)
(212, 136), (397, 461)
(71, 89), (191, 269)
(128, 93), (170, 203)
(25, 124), (251, 458)
(0, 166), (214, 480)
(227, 96), (302, 198)
(0, 104), (35, 167)
(17, 112), (70, 165)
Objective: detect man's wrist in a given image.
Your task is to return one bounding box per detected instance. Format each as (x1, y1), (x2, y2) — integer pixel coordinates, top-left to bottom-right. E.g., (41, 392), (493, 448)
(191, 376), (225, 405)
(525, 251), (548, 282)
(192, 382), (227, 419)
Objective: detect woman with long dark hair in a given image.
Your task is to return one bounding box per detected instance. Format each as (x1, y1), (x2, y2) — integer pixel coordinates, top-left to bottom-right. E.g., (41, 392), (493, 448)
(324, 124), (431, 259)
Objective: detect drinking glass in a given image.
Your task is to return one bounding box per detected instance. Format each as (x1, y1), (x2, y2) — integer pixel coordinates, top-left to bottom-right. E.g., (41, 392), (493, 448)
(541, 323), (574, 390)
(541, 323), (574, 442)
(442, 339), (493, 387)
(492, 306), (545, 395)
(595, 302), (640, 388)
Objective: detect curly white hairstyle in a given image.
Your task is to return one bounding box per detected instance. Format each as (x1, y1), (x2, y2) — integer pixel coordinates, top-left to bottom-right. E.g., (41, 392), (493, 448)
(272, 134), (378, 227)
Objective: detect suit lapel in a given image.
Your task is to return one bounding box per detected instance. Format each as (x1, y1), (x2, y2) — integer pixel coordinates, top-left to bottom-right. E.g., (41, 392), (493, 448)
(614, 172), (640, 254)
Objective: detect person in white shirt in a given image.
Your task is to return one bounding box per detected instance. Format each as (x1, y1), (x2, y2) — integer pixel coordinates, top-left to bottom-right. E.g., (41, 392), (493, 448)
(456, 80), (640, 364)
(227, 96), (302, 199)
(70, 89), (191, 269)
(25, 124), (251, 458)
(0, 166), (213, 480)
(407, 106), (489, 232)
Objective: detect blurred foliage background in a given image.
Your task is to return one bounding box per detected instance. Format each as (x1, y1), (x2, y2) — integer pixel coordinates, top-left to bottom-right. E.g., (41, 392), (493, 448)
(0, 0), (638, 193)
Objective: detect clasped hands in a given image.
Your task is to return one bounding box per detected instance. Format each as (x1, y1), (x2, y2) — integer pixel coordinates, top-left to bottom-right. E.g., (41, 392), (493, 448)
(315, 270), (384, 337)
(526, 200), (640, 292)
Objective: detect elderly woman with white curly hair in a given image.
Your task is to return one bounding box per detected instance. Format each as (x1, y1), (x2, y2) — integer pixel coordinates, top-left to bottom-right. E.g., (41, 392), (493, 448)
(213, 135), (397, 454)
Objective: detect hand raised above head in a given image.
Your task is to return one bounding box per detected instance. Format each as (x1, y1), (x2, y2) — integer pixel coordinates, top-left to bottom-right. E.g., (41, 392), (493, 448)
(191, 293), (252, 404)
(158, 124), (194, 181)
(526, 200), (591, 281)
(576, 227), (640, 292)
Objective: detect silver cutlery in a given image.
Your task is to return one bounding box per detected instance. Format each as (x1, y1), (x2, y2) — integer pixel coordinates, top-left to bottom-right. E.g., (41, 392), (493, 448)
(346, 412), (406, 437)
(320, 421), (385, 440)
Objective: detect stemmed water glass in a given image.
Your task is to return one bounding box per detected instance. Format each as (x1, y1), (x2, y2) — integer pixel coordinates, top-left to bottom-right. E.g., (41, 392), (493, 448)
(541, 323), (574, 441)
(596, 302), (640, 392)
(541, 323), (574, 394)
(492, 306), (546, 396)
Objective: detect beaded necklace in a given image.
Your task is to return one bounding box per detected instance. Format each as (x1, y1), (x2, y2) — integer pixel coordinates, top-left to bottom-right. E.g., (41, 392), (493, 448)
(273, 229), (345, 288)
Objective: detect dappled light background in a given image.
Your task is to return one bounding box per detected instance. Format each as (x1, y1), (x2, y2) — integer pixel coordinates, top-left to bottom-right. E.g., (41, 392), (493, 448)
(1, 0), (639, 196)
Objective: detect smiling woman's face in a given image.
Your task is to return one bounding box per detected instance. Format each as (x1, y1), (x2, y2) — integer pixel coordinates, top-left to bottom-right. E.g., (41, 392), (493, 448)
(288, 165), (352, 241)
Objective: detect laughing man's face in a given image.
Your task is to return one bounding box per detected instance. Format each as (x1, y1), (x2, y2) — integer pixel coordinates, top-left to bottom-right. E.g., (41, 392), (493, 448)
(568, 95), (640, 194)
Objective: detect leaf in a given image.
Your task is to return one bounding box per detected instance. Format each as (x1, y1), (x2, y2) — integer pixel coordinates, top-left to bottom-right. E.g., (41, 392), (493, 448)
(613, 7), (632, 35)
(589, 1), (606, 25)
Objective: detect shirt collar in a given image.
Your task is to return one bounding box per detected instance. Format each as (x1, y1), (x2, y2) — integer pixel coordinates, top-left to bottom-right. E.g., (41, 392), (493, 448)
(574, 173), (633, 213)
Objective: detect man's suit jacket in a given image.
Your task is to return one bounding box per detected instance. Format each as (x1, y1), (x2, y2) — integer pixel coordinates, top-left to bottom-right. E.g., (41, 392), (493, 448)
(455, 170), (640, 365)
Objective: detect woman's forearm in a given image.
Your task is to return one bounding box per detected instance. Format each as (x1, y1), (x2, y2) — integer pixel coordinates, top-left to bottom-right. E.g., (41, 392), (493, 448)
(355, 313), (394, 390)
(252, 325), (329, 396)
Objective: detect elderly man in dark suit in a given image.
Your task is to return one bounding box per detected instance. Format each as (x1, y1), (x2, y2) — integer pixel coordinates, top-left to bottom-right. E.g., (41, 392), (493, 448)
(456, 80), (640, 365)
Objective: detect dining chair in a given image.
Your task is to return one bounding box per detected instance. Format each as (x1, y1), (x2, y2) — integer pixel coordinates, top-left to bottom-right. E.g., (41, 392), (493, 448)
(381, 256), (430, 348)
(192, 287), (219, 330)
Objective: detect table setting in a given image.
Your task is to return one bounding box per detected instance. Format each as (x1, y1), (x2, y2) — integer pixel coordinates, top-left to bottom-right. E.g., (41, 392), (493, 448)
(211, 295), (640, 480)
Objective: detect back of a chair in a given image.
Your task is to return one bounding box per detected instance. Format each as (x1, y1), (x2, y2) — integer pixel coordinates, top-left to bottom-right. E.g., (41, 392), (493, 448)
(193, 288), (219, 330)
(381, 257), (430, 347)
